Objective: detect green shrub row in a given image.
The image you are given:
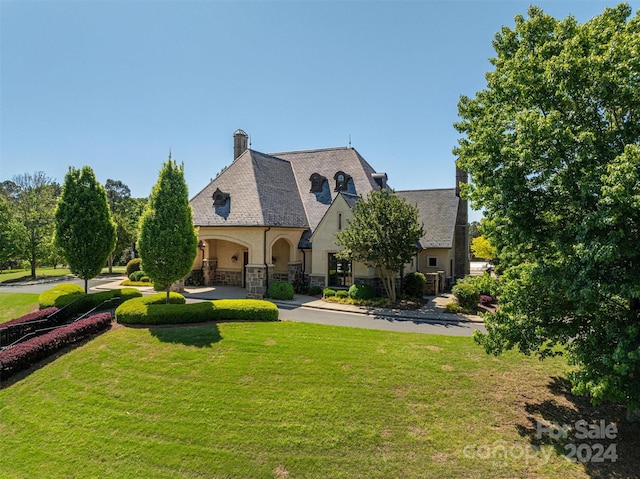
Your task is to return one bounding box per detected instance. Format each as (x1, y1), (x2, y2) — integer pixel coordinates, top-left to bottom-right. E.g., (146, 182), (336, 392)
(38, 284), (142, 318)
(348, 283), (375, 300)
(116, 294), (278, 325)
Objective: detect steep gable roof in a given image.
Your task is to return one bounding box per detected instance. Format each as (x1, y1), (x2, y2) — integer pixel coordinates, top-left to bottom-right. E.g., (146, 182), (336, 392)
(190, 149), (308, 228)
(272, 147), (380, 230)
(396, 189), (460, 249)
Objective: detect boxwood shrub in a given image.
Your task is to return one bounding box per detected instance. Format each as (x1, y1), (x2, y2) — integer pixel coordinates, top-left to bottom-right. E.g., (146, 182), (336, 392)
(38, 285), (142, 318)
(348, 283), (375, 300)
(116, 297), (278, 325)
(336, 290), (348, 299)
(323, 288), (336, 298)
(451, 282), (480, 311)
(126, 258), (142, 277)
(267, 281), (294, 300)
(0, 312), (112, 380)
(403, 272), (427, 298)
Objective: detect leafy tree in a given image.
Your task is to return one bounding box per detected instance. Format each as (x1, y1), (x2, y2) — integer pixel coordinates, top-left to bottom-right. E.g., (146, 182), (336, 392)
(7, 173), (59, 279)
(55, 166), (116, 293)
(470, 235), (494, 261)
(138, 157), (197, 303)
(335, 190), (424, 301)
(454, 4), (640, 410)
(0, 195), (27, 269)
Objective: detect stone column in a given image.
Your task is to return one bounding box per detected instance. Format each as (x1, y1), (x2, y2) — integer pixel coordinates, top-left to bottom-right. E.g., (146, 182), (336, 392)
(288, 262), (303, 284)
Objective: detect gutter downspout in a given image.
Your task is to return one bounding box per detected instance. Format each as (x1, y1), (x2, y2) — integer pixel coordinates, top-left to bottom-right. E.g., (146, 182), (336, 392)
(264, 226), (271, 294)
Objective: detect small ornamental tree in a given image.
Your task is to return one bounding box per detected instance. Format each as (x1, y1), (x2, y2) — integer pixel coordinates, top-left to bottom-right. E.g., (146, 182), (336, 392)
(138, 156), (197, 303)
(471, 235), (494, 262)
(55, 166), (116, 293)
(335, 190), (424, 301)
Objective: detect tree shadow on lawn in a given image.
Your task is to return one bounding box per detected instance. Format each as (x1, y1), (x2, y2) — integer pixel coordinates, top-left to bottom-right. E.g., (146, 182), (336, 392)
(149, 323), (222, 348)
(517, 376), (640, 478)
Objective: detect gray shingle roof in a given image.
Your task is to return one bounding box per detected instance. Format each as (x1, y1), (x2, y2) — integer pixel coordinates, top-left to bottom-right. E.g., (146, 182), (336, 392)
(190, 145), (461, 251)
(396, 189), (460, 249)
(272, 147), (380, 230)
(191, 147), (381, 230)
(190, 150), (308, 227)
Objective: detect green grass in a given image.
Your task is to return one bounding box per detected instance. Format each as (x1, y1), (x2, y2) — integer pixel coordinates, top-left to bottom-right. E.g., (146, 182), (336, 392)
(0, 266), (126, 284)
(0, 292), (39, 323)
(0, 267), (72, 283)
(1, 316), (633, 478)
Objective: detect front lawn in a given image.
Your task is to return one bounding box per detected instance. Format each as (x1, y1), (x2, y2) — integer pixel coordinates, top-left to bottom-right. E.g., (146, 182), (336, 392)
(1, 319), (636, 478)
(0, 292), (39, 323)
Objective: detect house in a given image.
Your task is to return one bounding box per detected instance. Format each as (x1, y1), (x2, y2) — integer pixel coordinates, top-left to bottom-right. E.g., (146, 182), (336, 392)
(189, 129), (469, 298)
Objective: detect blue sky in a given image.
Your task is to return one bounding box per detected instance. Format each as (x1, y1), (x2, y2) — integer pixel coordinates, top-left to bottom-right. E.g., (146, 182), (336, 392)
(2, 1), (638, 222)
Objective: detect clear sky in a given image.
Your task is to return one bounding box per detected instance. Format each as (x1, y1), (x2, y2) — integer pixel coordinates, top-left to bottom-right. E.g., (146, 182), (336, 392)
(2, 0), (638, 223)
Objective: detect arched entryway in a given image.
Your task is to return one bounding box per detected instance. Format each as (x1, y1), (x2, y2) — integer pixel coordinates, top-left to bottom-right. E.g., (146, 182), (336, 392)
(200, 238), (249, 287)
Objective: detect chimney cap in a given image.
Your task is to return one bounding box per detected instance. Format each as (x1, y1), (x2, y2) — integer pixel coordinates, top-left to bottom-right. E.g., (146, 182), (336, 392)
(234, 129), (248, 137)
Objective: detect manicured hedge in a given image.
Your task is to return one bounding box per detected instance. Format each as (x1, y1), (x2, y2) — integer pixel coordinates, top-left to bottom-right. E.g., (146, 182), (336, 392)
(0, 312), (112, 381)
(0, 307), (59, 329)
(38, 285), (142, 317)
(116, 297), (279, 325)
(348, 283), (375, 300)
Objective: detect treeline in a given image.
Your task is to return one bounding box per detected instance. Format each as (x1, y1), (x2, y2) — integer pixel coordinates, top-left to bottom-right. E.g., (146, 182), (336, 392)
(0, 172), (146, 278)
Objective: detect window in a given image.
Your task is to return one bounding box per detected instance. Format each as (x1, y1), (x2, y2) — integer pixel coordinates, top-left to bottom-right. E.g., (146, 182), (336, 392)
(334, 171), (351, 191)
(328, 253), (352, 287)
(338, 213), (342, 231)
(427, 256), (438, 267)
(212, 188), (229, 206)
(309, 173), (327, 193)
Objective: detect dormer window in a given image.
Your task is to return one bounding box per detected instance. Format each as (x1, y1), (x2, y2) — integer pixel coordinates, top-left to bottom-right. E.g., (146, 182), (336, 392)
(309, 173), (327, 193)
(372, 172), (388, 189)
(212, 188), (230, 206)
(334, 171), (351, 191)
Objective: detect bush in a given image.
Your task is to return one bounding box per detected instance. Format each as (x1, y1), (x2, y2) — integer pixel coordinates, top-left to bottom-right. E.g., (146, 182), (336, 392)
(0, 312), (112, 380)
(129, 270), (146, 282)
(480, 295), (494, 306)
(140, 276), (151, 283)
(267, 281), (294, 300)
(323, 288), (336, 298)
(336, 290), (348, 299)
(0, 307), (60, 329)
(126, 258), (142, 277)
(445, 302), (465, 314)
(455, 272), (500, 298)
(452, 282), (480, 310)
(116, 297), (278, 325)
(348, 283), (375, 300)
(38, 285), (142, 318)
(292, 279), (309, 295)
(403, 272), (427, 298)
(308, 285), (323, 296)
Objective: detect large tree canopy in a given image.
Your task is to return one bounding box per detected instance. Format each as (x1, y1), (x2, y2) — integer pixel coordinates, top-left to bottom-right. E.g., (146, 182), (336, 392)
(334, 190), (424, 301)
(454, 4), (640, 410)
(55, 166), (116, 293)
(138, 157), (197, 303)
(5, 173), (59, 279)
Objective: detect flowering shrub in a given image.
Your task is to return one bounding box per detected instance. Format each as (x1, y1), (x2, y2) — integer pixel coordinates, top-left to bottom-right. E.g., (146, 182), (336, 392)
(0, 312), (112, 381)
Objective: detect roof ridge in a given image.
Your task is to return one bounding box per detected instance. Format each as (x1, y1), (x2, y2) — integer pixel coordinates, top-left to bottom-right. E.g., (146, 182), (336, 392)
(269, 146), (352, 156)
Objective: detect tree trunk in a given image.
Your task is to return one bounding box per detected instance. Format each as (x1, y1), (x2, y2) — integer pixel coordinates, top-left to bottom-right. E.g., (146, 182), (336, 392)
(108, 254), (114, 274)
(166, 287), (170, 304)
(84, 277), (88, 294)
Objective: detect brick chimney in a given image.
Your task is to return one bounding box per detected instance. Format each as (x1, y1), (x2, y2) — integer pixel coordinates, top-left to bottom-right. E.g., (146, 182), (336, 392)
(233, 129), (248, 160)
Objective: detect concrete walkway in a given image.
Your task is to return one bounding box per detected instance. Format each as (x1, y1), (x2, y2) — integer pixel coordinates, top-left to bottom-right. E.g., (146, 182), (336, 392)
(96, 277), (484, 324)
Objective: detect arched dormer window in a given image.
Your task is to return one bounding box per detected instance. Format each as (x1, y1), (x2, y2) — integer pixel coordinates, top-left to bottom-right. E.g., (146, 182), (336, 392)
(212, 188), (230, 206)
(309, 173), (327, 193)
(334, 171), (351, 192)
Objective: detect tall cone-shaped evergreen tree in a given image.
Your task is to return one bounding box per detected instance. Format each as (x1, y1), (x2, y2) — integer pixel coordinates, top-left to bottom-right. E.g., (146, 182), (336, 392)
(138, 156), (197, 303)
(55, 166), (116, 293)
